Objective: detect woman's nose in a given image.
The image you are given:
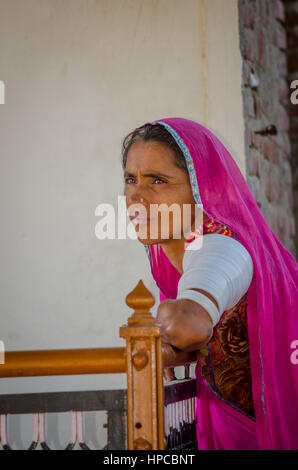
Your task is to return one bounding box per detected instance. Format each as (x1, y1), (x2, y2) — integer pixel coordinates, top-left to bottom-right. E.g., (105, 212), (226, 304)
(128, 195), (146, 205)
(126, 189), (149, 219)
(127, 196), (148, 215)
(126, 186), (148, 206)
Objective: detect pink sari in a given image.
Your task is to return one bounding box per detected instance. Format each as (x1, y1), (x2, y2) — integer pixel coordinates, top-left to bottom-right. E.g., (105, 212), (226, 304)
(142, 117), (298, 450)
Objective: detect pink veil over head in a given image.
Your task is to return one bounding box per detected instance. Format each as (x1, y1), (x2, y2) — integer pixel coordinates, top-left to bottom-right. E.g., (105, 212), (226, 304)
(141, 117), (298, 450)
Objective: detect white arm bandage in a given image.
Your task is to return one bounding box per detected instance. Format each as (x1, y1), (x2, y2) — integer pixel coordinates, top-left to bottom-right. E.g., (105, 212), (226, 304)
(176, 234), (254, 327)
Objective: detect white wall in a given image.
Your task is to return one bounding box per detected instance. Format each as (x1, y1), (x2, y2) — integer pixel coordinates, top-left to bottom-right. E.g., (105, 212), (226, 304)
(0, 0), (244, 448)
(0, 0), (205, 396)
(204, 0), (246, 176)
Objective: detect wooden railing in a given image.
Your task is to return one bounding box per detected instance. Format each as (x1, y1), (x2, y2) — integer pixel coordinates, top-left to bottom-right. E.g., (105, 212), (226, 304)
(0, 280), (197, 450)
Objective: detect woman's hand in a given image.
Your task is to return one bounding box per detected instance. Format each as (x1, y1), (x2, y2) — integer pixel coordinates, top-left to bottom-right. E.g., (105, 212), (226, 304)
(161, 342), (177, 382)
(157, 298), (213, 382)
(156, 298), (213, 352)
(161, 341), (198, 382)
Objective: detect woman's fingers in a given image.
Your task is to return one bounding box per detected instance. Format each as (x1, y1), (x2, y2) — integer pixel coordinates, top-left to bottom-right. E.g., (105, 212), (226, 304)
(161, 342), (177, 382)
(164, 367), (176, 382)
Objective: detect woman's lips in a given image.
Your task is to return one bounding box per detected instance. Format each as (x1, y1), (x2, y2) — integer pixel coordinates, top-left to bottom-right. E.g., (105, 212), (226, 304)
(131, 216), (156, 225)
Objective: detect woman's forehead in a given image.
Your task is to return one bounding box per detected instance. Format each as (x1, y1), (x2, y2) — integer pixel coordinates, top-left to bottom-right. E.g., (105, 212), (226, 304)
(125, 140), (177, 170)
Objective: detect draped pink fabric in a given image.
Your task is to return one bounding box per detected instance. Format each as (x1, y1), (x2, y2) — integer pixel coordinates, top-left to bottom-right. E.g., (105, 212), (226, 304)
(195, 362), (259, 450)
(141, 117), (298, 450)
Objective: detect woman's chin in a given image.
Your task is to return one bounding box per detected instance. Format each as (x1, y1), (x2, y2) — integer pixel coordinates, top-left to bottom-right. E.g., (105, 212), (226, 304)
(133, 224), (178, 245)
(134, 224), (161, 244)
(136, 233), (178, 245)
(136, 236), (161, 245)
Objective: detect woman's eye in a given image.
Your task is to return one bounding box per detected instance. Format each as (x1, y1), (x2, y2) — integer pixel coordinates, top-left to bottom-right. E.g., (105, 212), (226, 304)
(153, 178), (165, 185)
(124, 177), (165, 184)
(125, 177), (134, 184)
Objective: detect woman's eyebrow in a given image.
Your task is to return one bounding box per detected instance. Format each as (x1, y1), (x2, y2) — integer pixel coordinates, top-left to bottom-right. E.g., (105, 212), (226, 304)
(124, 171), (174, 179)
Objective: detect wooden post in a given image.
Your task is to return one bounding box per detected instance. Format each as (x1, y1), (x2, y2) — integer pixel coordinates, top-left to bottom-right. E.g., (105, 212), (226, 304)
(119, 280), (166, 450)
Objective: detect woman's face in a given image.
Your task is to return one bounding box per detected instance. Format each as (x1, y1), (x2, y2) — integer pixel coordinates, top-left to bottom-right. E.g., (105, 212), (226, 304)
(124, 140), (201, 245)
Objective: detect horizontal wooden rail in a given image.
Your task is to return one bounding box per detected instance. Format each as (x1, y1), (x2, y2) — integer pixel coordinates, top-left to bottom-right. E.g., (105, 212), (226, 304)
(0, 347), (126, 378)
(0, 347), (196, 379)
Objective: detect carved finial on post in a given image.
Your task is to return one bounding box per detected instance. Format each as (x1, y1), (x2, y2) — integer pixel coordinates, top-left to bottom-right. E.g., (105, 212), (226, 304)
(120, 280), (165, 450)
(125, 280), (155, 325)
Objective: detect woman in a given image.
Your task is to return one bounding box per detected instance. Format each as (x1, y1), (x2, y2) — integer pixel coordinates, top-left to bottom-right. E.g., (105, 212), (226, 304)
(121, 117), (298, 450)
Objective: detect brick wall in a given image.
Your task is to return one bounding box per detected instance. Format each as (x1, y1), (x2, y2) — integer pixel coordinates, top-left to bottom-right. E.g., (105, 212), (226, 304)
(238, 0), (297, 259)
(285, 0), (298, 258)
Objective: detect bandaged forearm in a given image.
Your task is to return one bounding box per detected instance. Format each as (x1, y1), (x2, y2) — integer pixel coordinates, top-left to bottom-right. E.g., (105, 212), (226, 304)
(176, 234), (254, 327)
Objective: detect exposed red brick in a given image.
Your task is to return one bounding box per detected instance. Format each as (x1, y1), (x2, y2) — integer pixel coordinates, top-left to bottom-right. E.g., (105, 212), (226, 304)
(276, 27), (287, 50)
(278, 53), (287, 77)
(275, 0), (286, 23)
(262, 138), (280, 164)
(253, 94), (261, 118)
(243, 62), (251, 86)
(279, 109), (290, 132)
(243, 4), (255, 29)
(283, 134), (292, 159)
(265, 0), (271, 25)
(248, 153), (260, 177)
(285, 163), (293, 185)
(258, 30), (264, 66)
(253, 131), (261, 149)
(243, 4), (250, 28)
(263, 138), (271, 160)
(247, 126), (254, 147)
(290, 216), (296, 238)
(239, 0), (297, 251)
(258, 0), (264, 25)
(265, 171), (281, 203)
(279, 78), (290, 106)
(243, 41), (255, 62)
(271, 139), (280, 165)
(246, 91), (255, 118)
(260, 97), (271, 117)
(248, 126), (262, 149)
